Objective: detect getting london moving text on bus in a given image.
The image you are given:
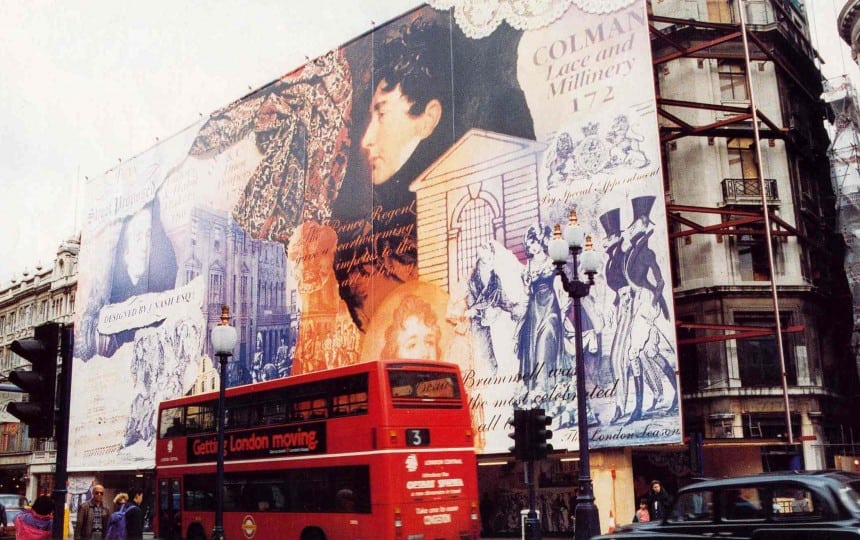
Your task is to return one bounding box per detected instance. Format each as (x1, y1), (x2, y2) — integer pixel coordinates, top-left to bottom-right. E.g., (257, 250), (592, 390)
(155, 359), (480, 540)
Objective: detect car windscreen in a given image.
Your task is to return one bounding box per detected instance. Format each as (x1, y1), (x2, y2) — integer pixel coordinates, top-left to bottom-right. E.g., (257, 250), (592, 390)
(0, 494), (22, 509)
(838, 479), (860, 514)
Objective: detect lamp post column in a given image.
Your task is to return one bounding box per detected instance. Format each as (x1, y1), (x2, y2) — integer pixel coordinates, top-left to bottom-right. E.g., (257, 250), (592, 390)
(570, 250), (600, 540)
(548, 212), (602, 540)
(210, 305), (237, 540)
(213, 350), (227, 540)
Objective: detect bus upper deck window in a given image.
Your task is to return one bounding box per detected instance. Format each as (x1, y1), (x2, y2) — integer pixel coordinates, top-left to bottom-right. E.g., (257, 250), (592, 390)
(388, 369), (461, 401)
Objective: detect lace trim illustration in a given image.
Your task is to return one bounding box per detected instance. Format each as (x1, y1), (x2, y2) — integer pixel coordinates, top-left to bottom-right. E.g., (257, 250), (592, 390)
(429, 0), (637, 38)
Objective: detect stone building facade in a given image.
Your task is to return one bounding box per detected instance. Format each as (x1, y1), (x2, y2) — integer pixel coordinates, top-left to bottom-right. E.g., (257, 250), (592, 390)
(0, 236), (78, 502)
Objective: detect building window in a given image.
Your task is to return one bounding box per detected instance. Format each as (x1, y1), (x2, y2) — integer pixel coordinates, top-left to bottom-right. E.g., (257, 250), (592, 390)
(743, 413), (800, 440)
(677, 318), (702, 392)
(718, 60), (749, 102)
(727, 138), (757, 180)
(734, 312), (796, 387)
(454, 198), (494, 282)
(669, 221), (682, 287)
(209, 273), (223, 304)
(707, 0), (734, 22)
(737, 222), (772, 281)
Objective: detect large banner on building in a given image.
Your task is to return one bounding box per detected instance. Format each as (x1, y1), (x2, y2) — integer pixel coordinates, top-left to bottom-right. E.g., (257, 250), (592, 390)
(70, 0), (680, 471)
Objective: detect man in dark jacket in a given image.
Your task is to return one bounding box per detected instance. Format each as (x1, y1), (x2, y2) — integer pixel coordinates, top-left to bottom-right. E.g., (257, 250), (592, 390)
(646, 479), (672, 521)
(75, 484), (111, 539)
(125, 488), (145, 540)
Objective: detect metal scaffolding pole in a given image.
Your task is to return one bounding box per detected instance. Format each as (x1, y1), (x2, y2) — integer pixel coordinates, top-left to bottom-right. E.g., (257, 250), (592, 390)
(738, 0), (794, 445)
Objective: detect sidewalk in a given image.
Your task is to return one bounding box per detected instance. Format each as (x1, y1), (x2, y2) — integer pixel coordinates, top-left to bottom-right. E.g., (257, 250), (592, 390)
(141, 535), (567, 540)
(141, 532), (570, 539)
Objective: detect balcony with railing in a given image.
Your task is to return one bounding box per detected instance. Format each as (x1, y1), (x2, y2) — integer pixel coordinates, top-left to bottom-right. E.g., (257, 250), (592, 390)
(721, 178), (779, 206)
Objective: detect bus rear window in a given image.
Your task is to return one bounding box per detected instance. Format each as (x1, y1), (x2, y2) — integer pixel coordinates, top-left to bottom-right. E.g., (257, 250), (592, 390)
(388, 369), (461, 405)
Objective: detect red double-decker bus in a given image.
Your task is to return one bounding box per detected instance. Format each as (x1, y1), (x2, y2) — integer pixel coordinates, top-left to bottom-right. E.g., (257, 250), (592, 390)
(154, 359), (480, 540)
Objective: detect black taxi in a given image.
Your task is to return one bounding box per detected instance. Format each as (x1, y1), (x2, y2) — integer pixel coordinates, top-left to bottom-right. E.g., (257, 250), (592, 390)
(595, 470), (860, 540)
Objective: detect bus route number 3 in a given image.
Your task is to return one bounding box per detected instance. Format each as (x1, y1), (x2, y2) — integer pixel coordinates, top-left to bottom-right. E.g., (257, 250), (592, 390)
(406, 428), (430, 446)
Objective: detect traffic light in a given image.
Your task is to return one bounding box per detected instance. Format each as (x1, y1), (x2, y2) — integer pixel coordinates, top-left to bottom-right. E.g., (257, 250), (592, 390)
(8, 322), (60, 438)
(508, 409), (532, 460)
(529, 408), (553, 460)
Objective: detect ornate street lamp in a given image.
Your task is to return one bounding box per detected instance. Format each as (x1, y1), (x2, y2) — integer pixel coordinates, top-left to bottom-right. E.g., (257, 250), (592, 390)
(548, 210), (602, 540)
(210, 305), (237, 540)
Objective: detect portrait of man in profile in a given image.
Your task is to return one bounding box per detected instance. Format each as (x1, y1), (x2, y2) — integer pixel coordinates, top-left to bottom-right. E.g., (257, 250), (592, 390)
(330, 5), (535, 334)
(333, 14), (453, 332)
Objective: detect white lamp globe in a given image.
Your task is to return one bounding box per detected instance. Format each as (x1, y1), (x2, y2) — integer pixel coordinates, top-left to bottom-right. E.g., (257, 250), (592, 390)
(211, 325), (237, 356)
(211, 305), (238, 355)
(549, 236), (570, 263)
(581, 248), (602, 275)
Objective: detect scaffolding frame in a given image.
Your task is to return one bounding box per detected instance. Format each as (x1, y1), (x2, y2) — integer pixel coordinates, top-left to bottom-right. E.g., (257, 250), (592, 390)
(649, 0), (836, 444)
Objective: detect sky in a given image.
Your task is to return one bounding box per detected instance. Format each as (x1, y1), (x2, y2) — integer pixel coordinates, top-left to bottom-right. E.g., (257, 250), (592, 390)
(0, 0), (858, 286)
(0, 0), (422, 285)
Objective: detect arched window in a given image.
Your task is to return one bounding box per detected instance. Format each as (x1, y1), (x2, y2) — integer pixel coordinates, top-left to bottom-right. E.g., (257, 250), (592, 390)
(454, 198), (494, 281)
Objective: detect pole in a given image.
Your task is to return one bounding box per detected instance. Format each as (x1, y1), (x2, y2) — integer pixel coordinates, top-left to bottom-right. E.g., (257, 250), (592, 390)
(569, 249), (600, 540)
(738, 0), (793, 444)
(213, 353), (228, 540)
(51, 324), (73, 540)
(526, 460), (541, 540)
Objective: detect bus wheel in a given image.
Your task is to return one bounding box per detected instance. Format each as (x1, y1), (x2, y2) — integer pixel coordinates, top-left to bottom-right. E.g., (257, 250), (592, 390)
(300, 527), (327, 540)
(186, 523), (206, 540)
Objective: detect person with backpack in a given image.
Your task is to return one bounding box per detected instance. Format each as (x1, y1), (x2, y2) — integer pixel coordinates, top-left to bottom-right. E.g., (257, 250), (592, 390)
(104, 494), (128, 540)
(112, 494), (128, 510)
(124, 488), (144, 540)
(15, 495), (53, 540)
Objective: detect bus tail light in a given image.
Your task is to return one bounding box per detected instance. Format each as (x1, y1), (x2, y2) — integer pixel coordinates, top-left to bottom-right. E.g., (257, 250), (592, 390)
(389, 429), (398, 444)
(470, 501), (479, 522)
(394, 506), (403, 537)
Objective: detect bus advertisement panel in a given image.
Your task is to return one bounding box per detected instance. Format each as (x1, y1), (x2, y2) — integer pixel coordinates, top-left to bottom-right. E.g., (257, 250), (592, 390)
(71, 0), (678, 473)
(155, 359), (479, 540)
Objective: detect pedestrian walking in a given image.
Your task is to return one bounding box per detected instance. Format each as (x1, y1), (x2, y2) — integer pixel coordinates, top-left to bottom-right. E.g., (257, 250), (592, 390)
(15, 495), (53, 540)
(75, 484), (112, 539)
(125, 488), (145, 540)
(646, 479), (672, 521)
(634, 498), (651, 523)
